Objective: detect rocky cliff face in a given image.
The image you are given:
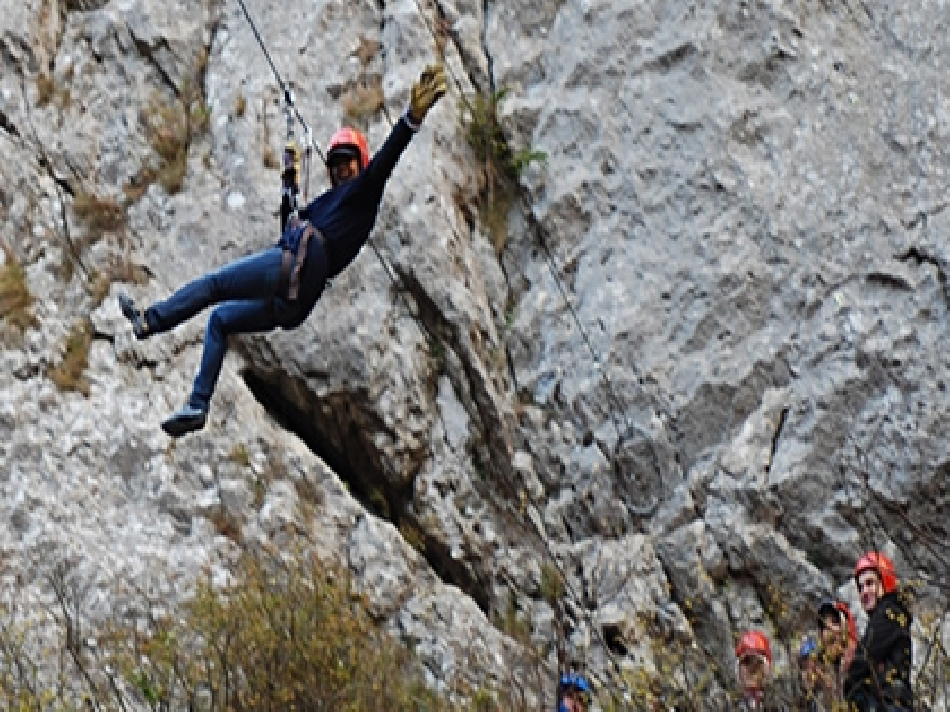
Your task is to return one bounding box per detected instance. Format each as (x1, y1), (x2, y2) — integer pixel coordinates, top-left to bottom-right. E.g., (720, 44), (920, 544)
(1, 0), (947, 705)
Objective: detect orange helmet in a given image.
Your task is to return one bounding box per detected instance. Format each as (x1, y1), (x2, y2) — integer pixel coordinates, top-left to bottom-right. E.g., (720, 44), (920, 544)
(854, 552), (897, 594)
(736, 630), (772, 665)
(326, 127), (369, 171)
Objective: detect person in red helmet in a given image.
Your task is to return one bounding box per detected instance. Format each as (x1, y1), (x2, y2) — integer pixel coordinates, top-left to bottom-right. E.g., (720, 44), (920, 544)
(735, 630), (773, 710)
(816, 598), (857, 702)
(118, 63), (446, 436)
(325, 127), (370, 187)
(844, 552), (913, 711)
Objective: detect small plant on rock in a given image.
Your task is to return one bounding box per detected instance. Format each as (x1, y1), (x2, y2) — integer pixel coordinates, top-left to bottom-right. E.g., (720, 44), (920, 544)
(460, 86), (546, 253)
(49, 319), (93, 396)
(0, 246), (36, 335)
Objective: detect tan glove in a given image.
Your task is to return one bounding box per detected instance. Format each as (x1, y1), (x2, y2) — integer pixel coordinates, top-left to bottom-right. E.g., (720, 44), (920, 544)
(409, 63), (447, 124)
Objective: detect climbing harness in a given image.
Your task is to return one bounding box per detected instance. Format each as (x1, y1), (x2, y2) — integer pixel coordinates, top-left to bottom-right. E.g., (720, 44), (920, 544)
(280, 134), (301, 234)
(277, 215), (326, 301)
(232, 0), (329, 301)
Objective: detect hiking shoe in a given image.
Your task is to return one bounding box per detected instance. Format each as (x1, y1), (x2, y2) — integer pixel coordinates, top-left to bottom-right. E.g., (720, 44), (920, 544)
(161, 405), (208, 437)
(118, 293), (150, 340)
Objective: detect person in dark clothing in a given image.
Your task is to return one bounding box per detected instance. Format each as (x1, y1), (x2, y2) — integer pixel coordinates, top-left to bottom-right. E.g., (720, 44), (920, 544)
(796, 635), (826, 711)
(844, 552), (913, 711)
(816, 598), (857, 705)
(556, 672), (591, 712)
(119, 63), (446, 436)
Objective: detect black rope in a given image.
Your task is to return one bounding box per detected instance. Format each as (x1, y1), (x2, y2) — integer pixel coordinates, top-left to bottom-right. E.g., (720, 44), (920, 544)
(379, 0), (668, 691)
(529, 212), (639, 439)
(389, 1), (657, 698)
(233, 0), (326, 165)
(410, 0), (670, 458)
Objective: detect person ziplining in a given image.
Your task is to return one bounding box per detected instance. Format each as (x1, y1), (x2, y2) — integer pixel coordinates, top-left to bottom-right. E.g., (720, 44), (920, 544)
(119, 62), (447, 436)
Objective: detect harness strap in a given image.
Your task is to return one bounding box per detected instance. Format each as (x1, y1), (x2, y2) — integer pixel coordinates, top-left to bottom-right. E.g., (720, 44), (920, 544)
(277, 248), (292, 297)
(278, 218), (325, 301)
(288, 223), (317, 300)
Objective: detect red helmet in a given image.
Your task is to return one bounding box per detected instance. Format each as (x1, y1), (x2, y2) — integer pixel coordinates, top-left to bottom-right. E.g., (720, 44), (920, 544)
(736, 630), (772, 665)
(818, 599), (858, 642)
(854, 552), (897, 594)
(326, 127), (369, 171)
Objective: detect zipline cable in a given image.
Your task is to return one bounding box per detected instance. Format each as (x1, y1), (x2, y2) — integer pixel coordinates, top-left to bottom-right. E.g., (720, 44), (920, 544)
(233, 0), (327, 166)
(408, 0), (669, 488)
(389, 1), (659, 699)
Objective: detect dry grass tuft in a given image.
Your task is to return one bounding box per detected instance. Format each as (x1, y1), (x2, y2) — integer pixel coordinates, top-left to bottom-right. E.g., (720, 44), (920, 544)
(72, 190), (127, 233)
(49, 319), (93, 396)
(137, 72), (211, 196)
(341, 75), (386, 121)
(0, 247), (36, 335)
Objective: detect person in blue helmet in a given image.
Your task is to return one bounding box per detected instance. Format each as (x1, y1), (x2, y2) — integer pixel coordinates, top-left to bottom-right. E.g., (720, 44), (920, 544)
(118, 62), (446, 437)
(797, 635), (826, 712)
(557, 672), (591, 712)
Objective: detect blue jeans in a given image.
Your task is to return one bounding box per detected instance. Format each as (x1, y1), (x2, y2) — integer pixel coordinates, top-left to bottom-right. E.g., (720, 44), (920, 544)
(145, 248), (306, 412)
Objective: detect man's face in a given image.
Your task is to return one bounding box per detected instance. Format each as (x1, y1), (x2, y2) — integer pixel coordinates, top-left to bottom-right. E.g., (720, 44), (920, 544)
(329, 156), (361, 187)
(857, 570), (882, 613)
(560, 691), (587, 712)
(738, 653), (769, 693)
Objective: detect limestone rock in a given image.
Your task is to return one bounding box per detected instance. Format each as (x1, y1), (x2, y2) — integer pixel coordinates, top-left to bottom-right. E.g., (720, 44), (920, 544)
(1, 0), (947, 703)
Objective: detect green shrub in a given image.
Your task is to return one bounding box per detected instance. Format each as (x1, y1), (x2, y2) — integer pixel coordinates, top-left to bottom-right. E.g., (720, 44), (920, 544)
(540, 561), (565, 606)
(399, 522), (427, 554)
(36, 72), (55, 106)
(228, 442), (251, 467)
(461, 87), (546, 189)
(460, 87), (546, 253)
(107, 550), (444, 710)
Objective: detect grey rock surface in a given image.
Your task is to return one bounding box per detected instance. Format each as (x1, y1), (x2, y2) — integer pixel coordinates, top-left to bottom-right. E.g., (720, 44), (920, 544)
(1, 0), (947, 705)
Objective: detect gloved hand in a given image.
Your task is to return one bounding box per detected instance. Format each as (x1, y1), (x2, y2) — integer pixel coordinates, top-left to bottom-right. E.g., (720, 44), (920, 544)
(409, 63), (447, 123)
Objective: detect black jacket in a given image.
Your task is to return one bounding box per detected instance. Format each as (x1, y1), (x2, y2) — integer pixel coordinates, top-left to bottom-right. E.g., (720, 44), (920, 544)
(844, 592), (913, 710)
(299, 114), (415, 283)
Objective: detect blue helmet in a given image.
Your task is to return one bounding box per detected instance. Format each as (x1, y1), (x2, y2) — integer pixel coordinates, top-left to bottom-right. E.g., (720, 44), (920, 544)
(799, 636), (818, 660)
(558, 673), (592, 711)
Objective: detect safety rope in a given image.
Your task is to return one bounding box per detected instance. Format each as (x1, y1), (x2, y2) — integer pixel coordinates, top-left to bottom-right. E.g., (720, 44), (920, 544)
(233, 0), (326, 167)
(409, 0), (669, 496)
(387, 1), (662, 699)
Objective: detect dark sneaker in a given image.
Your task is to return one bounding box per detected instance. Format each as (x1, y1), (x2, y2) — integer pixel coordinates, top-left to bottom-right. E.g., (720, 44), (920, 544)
(118, 293), (150, 340)
(161, 405), (207, 437)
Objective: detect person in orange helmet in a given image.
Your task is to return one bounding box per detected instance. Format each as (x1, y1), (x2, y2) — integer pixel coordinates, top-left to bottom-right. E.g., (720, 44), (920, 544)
(119, 63), (446, 436)
(735, 630), (773, 710)
(844, 552), (913, 711)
